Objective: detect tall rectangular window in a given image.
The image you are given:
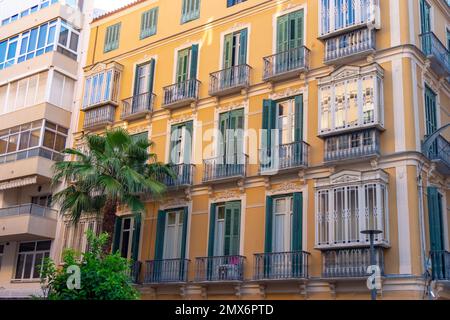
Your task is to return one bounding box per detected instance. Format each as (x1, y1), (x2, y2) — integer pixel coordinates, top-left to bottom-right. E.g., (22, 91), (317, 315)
(181, 0), (200, 24)
(140, 7), (158, 39)
(276, 9), (304, 53)
(104, 23), (121, 53)
(14, 241), (51, 280)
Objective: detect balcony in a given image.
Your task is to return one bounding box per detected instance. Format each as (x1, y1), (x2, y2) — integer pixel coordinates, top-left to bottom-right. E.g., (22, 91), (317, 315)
(324, 28), (376, 64)
(420, 32), (450, 78)
(83, 105), (116, 130)
(202, 154), (248, 183)
(422, 135), (450, 175)
(195, 256), (245, 282)
(0, 204), (58, 241)
(209, 64), (251, 97)
(143, 259), (189, 284)
(129, 261), (142, 284)
(263, 46), (310, 82)
(260, 141), (309, 174)
(322, 247), (384, 279)
(163, 79), (200, 109)
(254, 251), (310, 280)
(324, 129), (380, 163)
(159, 164), (195, 189)
(121, 92), (155, 121)
(430, 250), (450, 281)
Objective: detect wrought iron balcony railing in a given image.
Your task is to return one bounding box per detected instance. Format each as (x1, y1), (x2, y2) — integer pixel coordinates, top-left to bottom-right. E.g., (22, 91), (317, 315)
(420, 32), (450, 77)
(324, 129), (380, 162)
(260, 141), (309, 174)
(83, 105), (115, 129)
(263, 46), (310, 81)
(159, 163), (195, 188)
(254, 251), (310, 280)
(430, 250), (450, 281)
(195, 255), (245, 282)
(0, 204), (58, 219)
(163, 79), (200, 109)
(128, 260), (141, 284)
(209, 64), (251, 96)
(202, 154), (248, 183)
(322, 247), (384, 278)
(121, 92), (155, 120)
(423, 134), (450, 172)
(144, 259), (189, 284)
(324, 28), (376, 64)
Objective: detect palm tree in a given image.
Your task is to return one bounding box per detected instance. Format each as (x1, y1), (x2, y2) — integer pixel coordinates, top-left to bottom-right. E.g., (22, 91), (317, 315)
(52, 128), (173, 252)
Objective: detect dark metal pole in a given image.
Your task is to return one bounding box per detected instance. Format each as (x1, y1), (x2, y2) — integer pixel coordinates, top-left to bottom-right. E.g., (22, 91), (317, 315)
(369, 232), (376, 300)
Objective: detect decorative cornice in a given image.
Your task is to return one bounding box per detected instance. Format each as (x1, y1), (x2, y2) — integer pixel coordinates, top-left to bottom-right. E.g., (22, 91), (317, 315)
(269, 87), (304, 100)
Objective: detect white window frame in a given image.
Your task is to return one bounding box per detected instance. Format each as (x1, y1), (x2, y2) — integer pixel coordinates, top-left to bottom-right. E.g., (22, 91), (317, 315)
(163, 209), (185, 260)
(315, 170), (389, 249)
(272, 195), (293, 253)
(317, 64), (384, 136)
(14, 241), (51, 281)
(119, 216), (135, 260)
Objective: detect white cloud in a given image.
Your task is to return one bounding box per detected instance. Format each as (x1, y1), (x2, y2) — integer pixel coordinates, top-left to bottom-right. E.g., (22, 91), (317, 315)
(94, 0), (135, 11)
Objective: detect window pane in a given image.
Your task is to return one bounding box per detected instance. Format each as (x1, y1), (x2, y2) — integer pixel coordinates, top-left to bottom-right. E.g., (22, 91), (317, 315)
(19, 131), (30, 150)
(36, 240), (51, 251)
(7, 134), (19, 152)
(59, 25), (69, 46)
(23, 254), (33, 279)
(69, 32), (79, 51)
(43, 130), (56, 149)
(54, 134), (66, 152)
(29, 130), (40, 147)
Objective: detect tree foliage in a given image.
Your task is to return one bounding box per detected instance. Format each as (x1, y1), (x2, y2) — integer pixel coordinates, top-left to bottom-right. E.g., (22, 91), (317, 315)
(40, 231), (139, 300)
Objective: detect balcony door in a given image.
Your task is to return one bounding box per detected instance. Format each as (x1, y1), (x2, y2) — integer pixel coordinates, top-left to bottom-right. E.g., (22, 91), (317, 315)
(218, 109), (244, 167)
(133, 60), (155, 112)
(175, 45), (198, 94)
(265, 193), (303, 277)
(163, 209), (185, 260)
(112, 215), (141, 262)
(425, 85), (438, 155)
(154, 208), (189, 281)
(427, 187), (446, 279)
(222, 28), (248, 87)
(211, 201), (241, 257)
(169, 121), (193, 165)
(420, 0), (431, 52)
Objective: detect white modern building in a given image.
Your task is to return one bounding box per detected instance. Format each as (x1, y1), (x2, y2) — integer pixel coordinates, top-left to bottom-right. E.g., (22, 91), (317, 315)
(0, 0), (93, 298)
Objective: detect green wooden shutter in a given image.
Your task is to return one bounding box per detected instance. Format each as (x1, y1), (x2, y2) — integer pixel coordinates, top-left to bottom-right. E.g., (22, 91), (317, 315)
(176, 48), (189, 83)
(427, 187), (444, 251)
(219, 111), (229, 159)
(294, 95), (304, 142)
(292, 193), (303, 251)
(224, 201), (241, 256)
(289, 10), (304, 49)
(207, 203), (217, 257)
(169, 125), (180, 164)
(264, 196), (273, 253)
(262, 99), (277, 169)
(238, 28), (248, 65)
(148, 59), (155, 94)
(180, 207), (189, 260)
(276, 14), (289, 53)
(140, 8), (158, 39)
(131, 213), (141, 262)
(190, 44), (199, 79)
(112, 217), (122, 253)
(223, 33), (233, 69)
(424, 85), (437, 136)
(184, 121), (193, 164)
(420, 0), (431, 34)
(154, 210), (166, 260)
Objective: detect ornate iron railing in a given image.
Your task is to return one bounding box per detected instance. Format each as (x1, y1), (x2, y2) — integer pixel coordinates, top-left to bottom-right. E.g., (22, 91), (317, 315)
(144, 259), (189, 283)
(203, 154), (248, 182)
(254, 251), (310, 280)
(195, 255), (245, 282)
(209, 64), (251, 95)
(121, 92), (155, 119)
(263, 46), (310, 80)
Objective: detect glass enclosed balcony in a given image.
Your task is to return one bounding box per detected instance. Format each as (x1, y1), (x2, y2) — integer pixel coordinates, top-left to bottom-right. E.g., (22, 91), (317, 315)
(209, 64), (251, 97)
(263, 46), (310, 82)
(195, 255), (245, 282)
(419, 32), (450, 78)
(324, 129), (380, 162)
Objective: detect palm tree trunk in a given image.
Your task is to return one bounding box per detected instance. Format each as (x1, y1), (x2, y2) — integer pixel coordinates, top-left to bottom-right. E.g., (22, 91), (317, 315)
(102, 199), (117, 253)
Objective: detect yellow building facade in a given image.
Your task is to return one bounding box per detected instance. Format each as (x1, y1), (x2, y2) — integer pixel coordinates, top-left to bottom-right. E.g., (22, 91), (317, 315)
(74, 0), (450, 300)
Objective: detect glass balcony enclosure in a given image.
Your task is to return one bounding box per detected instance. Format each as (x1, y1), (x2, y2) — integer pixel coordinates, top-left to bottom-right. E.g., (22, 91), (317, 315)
(315, 170), (390, 249)
(318, 64), (384, 137)
(0, 18), (80, 70)
(0, 119), (68, 164)
(319, 0), (380, 38)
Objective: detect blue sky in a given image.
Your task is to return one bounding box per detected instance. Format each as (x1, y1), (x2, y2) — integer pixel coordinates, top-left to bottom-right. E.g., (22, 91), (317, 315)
(94, 0), (135, 11)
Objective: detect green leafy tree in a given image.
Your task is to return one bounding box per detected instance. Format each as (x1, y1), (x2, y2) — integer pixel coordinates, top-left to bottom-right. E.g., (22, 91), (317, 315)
(40, 231), (140, 300)
(52, 128), (173, 251)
